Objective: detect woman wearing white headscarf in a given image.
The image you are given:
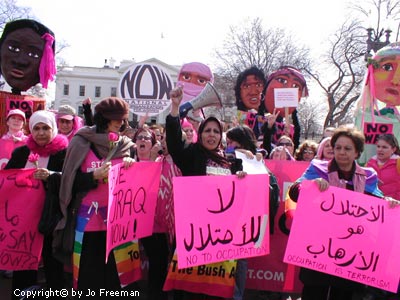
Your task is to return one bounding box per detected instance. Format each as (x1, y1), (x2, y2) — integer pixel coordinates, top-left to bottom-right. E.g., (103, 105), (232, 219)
(5, 109), (68, 299)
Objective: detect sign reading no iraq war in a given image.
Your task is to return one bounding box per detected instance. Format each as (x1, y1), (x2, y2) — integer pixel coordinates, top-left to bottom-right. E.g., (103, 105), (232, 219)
(118, 63), (173, 116)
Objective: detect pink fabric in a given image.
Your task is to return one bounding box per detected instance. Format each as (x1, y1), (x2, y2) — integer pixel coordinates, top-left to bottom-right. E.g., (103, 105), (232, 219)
(1, 131), (27, 142)
(181, 118), (198, 143)
(327, 164), (366, 194)
(155, 155), (181, 240)
(367, 155), (400, 199)
(179, 62), (214, 83)
(39, 33), (56, 89)
(316, 137), (331, 160)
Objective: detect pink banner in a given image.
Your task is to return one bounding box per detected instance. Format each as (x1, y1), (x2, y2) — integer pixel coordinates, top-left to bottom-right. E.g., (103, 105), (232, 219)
(0, 169), (45, 270)
(106, 162), (162, 260)
(246, 160), (308, 293)
(0, 139), (25, 170)
(284, 180), (400, 292)
(173, 174), (270, 269)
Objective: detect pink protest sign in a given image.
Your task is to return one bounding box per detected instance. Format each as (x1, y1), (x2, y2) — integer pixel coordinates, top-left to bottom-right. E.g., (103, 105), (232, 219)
(246, 160), (309, 293)
(106, 162), (162, 260)
(0, 139), (26, 170)
(0, 169), (45, 270)
(363, 122), (394, 144)
(173, 174), (270, 269)
(284, 180), (400, 292)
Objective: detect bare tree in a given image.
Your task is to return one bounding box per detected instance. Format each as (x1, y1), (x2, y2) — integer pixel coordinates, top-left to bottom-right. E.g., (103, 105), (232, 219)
(351, 0), (400, 41)
(297, 99), (325, 140)
(0, 0), (31, 29)
(304, 20), (366, 128)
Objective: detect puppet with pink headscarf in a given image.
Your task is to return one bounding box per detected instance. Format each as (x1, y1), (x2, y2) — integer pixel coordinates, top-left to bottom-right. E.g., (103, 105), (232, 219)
(260, 66), (309, 155)
(355, 42), (400, 165)
(176, 62), (214, 122)
(175, 62), (213, 144)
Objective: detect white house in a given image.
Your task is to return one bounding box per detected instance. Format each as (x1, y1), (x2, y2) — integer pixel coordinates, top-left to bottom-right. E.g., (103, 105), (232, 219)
(54, 58), (180, 125)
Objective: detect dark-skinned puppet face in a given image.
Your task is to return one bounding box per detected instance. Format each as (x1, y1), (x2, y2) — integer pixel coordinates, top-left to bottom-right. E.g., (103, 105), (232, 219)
(0, 19), (56, 94)
(264, 66), (308, 115)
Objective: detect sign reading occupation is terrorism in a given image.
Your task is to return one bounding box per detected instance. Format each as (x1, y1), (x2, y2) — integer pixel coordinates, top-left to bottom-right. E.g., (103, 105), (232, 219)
(118, 63), (174, 117)
(284, 181), (400, 293)
(106, 162), (162, 261)
(173, 174), (270, 269)
(0, 169), (45, 271)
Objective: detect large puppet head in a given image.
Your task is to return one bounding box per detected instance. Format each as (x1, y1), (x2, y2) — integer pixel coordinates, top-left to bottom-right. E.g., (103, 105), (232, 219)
(0, 19), (56, 94)
(367, 42), (400, 108)
(234, 66), (266, 111)
(264, 66), (308, 115)
(177, 62), (214, 103)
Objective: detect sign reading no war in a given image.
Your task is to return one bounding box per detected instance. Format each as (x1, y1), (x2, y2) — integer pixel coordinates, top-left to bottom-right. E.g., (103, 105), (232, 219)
(118, 63), (173, 117)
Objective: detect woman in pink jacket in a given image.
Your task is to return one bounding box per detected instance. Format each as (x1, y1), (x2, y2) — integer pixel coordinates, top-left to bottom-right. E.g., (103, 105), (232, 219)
(366, 133), (400, 200)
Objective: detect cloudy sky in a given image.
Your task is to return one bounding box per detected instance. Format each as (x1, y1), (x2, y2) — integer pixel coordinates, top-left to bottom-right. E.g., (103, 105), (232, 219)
(17, 0), (355, 69)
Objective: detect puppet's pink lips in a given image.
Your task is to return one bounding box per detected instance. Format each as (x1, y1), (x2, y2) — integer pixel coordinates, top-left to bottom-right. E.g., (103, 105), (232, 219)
(385, 88), (399, 96)
(10, 69), (24, 78)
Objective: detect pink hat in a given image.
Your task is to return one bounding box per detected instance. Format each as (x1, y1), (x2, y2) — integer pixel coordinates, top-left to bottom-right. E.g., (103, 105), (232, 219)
(7, 109), (26, 122)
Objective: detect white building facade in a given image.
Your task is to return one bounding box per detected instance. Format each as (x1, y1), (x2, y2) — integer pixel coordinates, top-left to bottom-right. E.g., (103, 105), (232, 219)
(54, 58), (180, 125)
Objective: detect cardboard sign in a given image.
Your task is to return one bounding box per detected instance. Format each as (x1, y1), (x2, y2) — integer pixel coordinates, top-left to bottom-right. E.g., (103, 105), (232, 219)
(363, 122), (394, 144)
(0, 169), (45, 270)
(118, 63), (173, 116)
(284, 181), (400, 292)
(274, 88), (298, 108)
(173, 174), (270, 269)
(106, 162), (162, 260)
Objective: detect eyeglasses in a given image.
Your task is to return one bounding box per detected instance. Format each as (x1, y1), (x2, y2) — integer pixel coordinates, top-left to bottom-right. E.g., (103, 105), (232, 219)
(136, 135), (152, 141)
(278, 142), (293, 147)
(303, 150), (315, 154)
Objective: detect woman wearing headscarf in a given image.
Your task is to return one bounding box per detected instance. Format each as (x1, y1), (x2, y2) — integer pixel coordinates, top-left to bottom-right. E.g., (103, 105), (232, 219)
(166, 86), (246, 299)
(5, 110), (68, 299)
(53, 97), (136, 297)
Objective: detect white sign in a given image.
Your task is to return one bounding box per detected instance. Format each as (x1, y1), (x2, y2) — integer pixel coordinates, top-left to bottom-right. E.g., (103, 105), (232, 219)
(118, 63), (173, 117)
(274, 88), (299, 108)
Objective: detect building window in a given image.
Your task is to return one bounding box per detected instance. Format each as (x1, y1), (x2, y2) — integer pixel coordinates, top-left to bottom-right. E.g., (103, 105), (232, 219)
(63, 84), (69, 96)
(79, 85), (85, 97)
(111, 87), (117, 97)
(95, 86), (101, 98)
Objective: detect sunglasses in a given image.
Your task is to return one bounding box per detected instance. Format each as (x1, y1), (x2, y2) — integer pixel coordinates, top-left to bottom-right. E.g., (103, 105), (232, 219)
(278, 142), (293, 147)
(136, 135), (152, 141)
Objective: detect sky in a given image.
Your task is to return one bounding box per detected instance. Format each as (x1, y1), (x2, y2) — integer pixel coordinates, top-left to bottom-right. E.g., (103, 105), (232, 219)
(16, 0), (356, 70)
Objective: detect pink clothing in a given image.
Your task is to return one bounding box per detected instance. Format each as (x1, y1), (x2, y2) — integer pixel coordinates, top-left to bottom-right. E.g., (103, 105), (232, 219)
(366, 155), (400, 200)
(155, 155), (181, 242)
(80, 149), (123, 231)
(1, 131), (28, 142)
